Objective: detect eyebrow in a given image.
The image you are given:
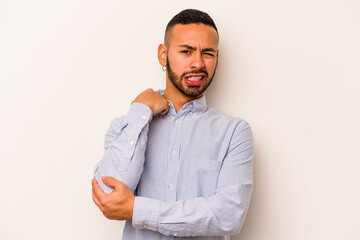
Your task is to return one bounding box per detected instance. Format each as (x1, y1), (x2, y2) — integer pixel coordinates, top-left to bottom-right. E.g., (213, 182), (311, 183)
(179, 44), (217, 53)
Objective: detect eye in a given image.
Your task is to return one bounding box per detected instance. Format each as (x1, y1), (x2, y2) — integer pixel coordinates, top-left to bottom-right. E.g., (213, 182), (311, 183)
(204, 52), (215, 57)
(181, 50), (191, 54)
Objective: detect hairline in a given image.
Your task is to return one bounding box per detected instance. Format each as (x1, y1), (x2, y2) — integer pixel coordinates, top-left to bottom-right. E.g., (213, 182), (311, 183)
(164, 23), (219, 47)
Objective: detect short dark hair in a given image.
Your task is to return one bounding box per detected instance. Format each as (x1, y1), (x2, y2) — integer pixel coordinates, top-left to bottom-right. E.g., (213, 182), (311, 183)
(164, 9), (218, 45)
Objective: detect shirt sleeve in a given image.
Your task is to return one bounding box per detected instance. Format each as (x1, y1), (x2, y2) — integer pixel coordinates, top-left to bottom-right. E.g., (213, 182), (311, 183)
(132, 121), (254, 237)
(93, 103), (152, 193)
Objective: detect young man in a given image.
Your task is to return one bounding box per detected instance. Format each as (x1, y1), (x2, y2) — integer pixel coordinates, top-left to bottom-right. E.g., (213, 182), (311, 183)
(92, 9), (254, 239)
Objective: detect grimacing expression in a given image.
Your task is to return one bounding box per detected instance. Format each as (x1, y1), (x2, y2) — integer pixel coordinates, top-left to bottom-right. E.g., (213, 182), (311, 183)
(165, 23), (219, 98)
(166, 58), (216, 98)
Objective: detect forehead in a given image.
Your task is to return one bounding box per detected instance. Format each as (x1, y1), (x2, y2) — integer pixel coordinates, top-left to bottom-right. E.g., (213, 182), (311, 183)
(168, 23), (219, 48)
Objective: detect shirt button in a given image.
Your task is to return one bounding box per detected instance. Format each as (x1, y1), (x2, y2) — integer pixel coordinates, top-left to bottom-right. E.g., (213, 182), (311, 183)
(175, 120), (179, 124)
(143, 224), (148, 228)
(171, 150), (176, 156)
(129, 141), (135, 146)
(169, 184), (174, 190)
(192, 112), (197, 116)
(142, 115), (147, 120)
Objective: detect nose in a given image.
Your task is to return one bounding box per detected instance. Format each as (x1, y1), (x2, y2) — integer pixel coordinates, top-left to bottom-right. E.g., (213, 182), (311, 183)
(190, 52), (205, 69)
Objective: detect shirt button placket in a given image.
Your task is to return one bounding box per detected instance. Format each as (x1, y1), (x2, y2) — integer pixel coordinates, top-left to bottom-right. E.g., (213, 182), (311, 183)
(165, 117), (183, 201)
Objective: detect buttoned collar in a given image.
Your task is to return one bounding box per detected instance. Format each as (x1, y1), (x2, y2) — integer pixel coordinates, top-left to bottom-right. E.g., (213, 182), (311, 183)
(157, 89), (208, 117)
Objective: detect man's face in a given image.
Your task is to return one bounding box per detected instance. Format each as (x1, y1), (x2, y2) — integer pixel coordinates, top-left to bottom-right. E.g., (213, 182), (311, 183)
(165, 23), (219, 98)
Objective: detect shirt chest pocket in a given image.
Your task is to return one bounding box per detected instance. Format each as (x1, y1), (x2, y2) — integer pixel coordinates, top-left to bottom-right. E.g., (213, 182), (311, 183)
(187, 158), (222, 198)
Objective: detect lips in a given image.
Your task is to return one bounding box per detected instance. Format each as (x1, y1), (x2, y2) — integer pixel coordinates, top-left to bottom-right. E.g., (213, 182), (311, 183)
(184, 75), (204, 86)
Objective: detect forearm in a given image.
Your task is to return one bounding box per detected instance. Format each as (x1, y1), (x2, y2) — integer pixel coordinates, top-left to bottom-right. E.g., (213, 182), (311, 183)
(132, 182), (252, 237)
(94, 103), (152, 193)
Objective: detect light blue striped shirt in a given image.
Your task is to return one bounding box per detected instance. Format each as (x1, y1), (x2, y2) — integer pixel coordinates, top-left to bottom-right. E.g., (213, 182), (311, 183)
(94, 90), (253, 239)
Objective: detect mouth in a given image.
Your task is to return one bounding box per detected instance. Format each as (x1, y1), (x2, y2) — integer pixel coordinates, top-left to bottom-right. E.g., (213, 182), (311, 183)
(184, 75), (205, 86)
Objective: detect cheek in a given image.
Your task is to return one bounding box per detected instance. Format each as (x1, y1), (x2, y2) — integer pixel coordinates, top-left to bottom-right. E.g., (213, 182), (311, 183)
(204, 59), (217, 72)
(170, 57), (189, 73)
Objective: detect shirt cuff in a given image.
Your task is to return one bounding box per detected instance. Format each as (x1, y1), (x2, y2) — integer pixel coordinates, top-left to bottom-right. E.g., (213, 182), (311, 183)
(126, 103), (153, 126)
(132, 197), (162, 232)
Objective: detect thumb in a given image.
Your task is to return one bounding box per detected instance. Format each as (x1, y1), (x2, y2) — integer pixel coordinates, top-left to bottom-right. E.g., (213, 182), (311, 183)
(101, 176), (120, 189)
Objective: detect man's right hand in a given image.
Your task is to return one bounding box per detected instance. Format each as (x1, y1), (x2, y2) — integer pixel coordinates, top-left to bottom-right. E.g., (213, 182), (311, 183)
(132, 88), (169, 115)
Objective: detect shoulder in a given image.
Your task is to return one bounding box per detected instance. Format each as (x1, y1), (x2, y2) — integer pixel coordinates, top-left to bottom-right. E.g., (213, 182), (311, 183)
(204, 106), (251, 129)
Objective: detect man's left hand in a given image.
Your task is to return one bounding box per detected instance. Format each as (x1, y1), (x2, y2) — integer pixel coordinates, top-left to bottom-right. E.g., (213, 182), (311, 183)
(92, 177), (135, 220)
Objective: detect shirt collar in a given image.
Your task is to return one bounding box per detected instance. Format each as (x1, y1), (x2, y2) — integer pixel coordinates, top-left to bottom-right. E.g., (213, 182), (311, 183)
(157, 89), (208, 116)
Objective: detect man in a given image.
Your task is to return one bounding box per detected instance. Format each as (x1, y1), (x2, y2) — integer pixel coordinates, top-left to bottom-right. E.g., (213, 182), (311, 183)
(92, 9), (253, 239)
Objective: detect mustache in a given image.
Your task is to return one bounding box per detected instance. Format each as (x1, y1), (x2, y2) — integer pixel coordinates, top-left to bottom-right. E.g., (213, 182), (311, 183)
(180, 69), (208, 78)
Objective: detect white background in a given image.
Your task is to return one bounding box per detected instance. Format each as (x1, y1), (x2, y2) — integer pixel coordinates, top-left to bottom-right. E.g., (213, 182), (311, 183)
(1, 0), (359, 239)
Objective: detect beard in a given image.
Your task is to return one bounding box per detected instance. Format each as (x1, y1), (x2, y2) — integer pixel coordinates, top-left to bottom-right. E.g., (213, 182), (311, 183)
(166, 58), (216, 98)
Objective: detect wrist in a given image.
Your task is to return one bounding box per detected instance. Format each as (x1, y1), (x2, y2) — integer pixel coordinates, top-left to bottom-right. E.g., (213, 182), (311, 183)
(127, 103), (153, 124)
(128, 196), (135, 220)
(132, 100), (154, 114)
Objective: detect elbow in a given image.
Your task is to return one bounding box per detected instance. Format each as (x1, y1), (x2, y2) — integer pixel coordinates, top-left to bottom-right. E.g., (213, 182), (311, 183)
(93, 165), (114, 194)
(223, 213), (245, 235)
(219, 209), (247, 236)
(210, 195), (251, 236)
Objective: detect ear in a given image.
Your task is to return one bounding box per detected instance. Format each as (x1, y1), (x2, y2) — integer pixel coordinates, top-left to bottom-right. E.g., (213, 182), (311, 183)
(157, 44), (167, 67)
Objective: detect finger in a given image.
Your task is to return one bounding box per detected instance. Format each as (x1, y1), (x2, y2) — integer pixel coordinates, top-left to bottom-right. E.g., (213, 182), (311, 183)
(92, 178), (107, 200)
(92, 188), (102, 208)
(101, 176), (121, 189)
(158, 107), (169, 116)
(158, 101), (169, 116)
(92, 181), (104, 209)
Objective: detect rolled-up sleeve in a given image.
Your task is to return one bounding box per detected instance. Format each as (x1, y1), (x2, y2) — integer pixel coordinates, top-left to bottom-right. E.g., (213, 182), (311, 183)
(94, 103), (152, 193)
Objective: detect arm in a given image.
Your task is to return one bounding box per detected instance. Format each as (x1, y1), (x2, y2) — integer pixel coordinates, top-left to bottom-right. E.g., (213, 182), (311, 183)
(93, 89), (169, 193)
(132, 121), (253, 237)
(93, 102), (152, 193)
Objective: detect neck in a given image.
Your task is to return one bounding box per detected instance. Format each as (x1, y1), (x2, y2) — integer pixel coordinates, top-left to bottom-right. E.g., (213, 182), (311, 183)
(163, 79), (202, 113)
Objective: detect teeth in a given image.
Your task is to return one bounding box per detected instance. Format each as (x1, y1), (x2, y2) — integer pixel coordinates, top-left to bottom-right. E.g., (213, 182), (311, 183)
(187, 76), (203, 81)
